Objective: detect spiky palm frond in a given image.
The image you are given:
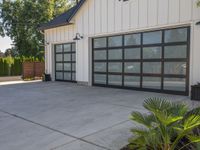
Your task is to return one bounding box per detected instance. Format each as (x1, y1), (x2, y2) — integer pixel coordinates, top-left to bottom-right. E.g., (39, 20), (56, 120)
(143, 98), (187, 126)
(130, 112), (156, 128)
(130, 127), (162, 150)
(183, 115), (200, 131)
(129, 98), (200, 150)
(168, 102), (188, 117)
(183, 107), (200, 120)
(143, 98), (172, 113)
(154, 110), (183, 126)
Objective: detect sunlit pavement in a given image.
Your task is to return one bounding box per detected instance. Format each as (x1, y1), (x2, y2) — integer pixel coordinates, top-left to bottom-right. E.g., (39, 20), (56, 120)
(0, 81), (191, 150)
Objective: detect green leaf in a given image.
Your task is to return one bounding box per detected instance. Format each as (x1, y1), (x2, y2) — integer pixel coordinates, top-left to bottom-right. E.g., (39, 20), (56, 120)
(143, 98), (172, 113)
(130, 111), (156, 128)
(187, 135), (200, 143)
(183, 115), (200, 131)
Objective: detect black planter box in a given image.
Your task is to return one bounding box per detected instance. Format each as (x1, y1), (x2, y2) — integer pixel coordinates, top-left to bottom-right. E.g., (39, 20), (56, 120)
(43, 74), (51, 82)
(191, 84), (200, 101)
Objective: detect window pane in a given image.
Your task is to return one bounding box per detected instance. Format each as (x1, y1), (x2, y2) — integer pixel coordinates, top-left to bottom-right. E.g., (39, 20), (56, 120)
(64, 63), (71, 71)
(94, 50), (107, 60)
(72, 73), (76, 81)
(56, 54), (63, 61)
(143, 62), (161, 74)
(124, 62), (140, 73)
(124, 76), (140, 87)
(94, 38), (107, 48)
(72, 53), (76, 61)
(108, 36), (122, 47)
(124, 48), (141, 59)
(64, 44), (71, 52)
(94, 74), (107, 84)
(94, 63), (107, 72)
(165, 28), (187, 43)
(55, 45), (62, 53)
(108, 62), (122, 73)
(56, 72), (63, 80)
(164, 62), (186, 75)
(164, 78), (186, 91)
(108, 49), (122, 60)
(72, 43), (76, 51)
(143, 47), (162, 59)
(164, 45), (187, 58)
(124, 34), (141, 46)
(64, 54), (71, 61)
(64, 73), (71, 80)
(108, 75), (122, 86)
(143, 77), (161, 89)
(143, 31), (162, 44)
(72, 63), (76, 71)
(56, 63), (63, 71)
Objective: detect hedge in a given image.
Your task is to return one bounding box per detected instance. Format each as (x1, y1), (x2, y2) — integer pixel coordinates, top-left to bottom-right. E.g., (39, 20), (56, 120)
(0, 57), (44, 77)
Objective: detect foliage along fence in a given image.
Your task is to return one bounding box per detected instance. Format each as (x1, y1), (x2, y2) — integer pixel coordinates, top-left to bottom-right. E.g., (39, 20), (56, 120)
(0, 57), (44, 77)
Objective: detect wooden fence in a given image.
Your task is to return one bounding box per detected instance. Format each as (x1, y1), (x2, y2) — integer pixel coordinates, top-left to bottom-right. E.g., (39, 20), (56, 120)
(23, 62), (44, 79)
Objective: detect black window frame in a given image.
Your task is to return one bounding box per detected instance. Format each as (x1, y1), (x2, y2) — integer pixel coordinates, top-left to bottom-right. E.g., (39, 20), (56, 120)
(92, 26), (190, 96)
(55, 42), (76, 82)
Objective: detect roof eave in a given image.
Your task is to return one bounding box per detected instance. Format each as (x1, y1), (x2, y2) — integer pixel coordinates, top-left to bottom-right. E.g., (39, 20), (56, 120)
(67, 0), (86, 22)
(38, 22), (73, 31)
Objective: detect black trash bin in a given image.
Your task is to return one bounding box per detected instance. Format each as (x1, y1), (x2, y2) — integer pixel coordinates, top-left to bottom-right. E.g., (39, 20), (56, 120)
(191, 83), (200, 101)
(43, 73), (51, 82)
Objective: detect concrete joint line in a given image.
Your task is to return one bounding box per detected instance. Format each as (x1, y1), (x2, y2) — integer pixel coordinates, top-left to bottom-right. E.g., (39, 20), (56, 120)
(0, 109), (111, 150)
(81, 120), (130, 139)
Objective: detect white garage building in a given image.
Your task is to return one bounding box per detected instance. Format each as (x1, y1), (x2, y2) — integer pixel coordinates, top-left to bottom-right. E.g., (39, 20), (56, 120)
(40, 0), (200, 96)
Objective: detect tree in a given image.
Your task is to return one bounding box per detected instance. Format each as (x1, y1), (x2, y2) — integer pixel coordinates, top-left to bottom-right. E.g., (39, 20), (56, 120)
(198, 0), (200, 7)
(4, 48), (18, 57)
(0, 0), (72, 57)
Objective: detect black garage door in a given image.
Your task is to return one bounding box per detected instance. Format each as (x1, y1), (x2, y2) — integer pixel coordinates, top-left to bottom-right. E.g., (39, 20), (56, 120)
(92, 27), (190, 95)
(55, 43), (76, 82)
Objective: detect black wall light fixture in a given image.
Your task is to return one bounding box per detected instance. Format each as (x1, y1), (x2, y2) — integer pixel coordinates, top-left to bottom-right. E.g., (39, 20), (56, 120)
(196, 21), (200, 25)
(73, 33), (83, 41)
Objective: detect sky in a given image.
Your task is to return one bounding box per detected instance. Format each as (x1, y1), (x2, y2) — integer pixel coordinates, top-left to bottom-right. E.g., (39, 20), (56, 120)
(0, 36), (13, 52)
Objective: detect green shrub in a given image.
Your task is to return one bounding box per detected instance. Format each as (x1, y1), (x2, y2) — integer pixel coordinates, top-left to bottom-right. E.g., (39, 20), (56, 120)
(3, 59), (9, 76)
(129, 98), (200, 150)
(0, 56), (43, 77)
(11, 58), (22, 76)
(0, 58), (4, 76)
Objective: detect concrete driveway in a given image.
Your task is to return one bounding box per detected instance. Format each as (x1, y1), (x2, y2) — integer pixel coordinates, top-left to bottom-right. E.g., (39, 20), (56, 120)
(0, 81), (190, 150)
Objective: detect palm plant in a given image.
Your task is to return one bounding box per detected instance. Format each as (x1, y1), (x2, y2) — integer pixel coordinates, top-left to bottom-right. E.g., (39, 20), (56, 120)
(129, 98), (200, 150)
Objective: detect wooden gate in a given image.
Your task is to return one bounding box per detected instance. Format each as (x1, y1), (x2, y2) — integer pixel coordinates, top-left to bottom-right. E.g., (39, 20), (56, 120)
(22, 62), (44, 79)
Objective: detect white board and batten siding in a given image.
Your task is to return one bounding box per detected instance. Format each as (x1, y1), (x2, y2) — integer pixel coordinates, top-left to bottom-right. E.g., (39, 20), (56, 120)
(45, 0), (200, 86)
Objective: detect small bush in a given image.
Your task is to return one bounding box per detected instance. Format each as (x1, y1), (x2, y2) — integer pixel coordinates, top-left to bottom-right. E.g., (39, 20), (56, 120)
(128, 98), (200, 150)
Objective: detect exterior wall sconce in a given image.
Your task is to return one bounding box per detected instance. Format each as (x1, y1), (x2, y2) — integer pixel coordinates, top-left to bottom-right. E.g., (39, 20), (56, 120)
(196, 21), (200, 25)
(73, 33), (83, 41)
(45, 41), (50, 45)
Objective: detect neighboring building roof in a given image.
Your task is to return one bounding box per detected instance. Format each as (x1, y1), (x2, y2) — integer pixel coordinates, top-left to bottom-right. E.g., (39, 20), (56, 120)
(39, 0), (86, 30)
